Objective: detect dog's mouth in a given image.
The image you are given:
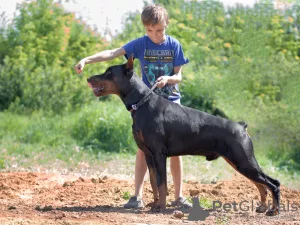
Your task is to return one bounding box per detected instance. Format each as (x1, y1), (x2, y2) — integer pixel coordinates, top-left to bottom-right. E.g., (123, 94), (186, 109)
(88, 82), (104, 96)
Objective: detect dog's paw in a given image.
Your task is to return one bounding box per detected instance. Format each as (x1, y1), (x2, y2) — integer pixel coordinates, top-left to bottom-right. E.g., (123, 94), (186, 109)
(266, 208), (279, 216)
(150, 204), (166, 213)
(256, 204), (268, 213)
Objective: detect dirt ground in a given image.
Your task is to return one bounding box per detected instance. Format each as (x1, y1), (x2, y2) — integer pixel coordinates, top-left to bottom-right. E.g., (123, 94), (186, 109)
(0, 172), (300, 225)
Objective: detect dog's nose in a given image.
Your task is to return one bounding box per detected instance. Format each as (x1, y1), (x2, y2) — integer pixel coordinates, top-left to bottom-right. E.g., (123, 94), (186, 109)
(87, 78), (90, 82)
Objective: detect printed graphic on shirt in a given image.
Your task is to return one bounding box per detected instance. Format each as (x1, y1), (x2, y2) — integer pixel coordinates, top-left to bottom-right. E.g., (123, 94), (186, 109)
(143, 49), (179, 98)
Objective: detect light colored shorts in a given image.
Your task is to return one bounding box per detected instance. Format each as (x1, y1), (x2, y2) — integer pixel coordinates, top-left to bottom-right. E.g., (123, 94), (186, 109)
(172, 99), (181, 105)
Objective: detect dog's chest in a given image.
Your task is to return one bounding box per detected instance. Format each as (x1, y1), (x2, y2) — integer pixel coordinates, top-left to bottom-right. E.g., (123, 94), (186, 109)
(131, 117), (146, 144)
(132, 123), (144, 142)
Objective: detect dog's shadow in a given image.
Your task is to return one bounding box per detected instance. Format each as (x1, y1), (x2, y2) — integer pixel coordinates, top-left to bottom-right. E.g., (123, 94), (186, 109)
(37, 205), (178, 215)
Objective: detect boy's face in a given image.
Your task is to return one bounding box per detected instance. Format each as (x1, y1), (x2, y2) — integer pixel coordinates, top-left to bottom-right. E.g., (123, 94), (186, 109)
(145, 23), (167, 44)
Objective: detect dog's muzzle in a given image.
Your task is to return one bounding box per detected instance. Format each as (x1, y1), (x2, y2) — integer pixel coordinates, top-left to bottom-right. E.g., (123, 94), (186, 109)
(88, 82), (104, 96)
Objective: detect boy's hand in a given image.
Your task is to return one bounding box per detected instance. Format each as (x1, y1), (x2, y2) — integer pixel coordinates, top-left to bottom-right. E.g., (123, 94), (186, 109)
(74, 59), (86, 74)
(156, 76), (169, 88)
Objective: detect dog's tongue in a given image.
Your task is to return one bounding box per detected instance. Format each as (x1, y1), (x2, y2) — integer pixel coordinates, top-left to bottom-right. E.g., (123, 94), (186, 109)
(87, 82), (93, 89)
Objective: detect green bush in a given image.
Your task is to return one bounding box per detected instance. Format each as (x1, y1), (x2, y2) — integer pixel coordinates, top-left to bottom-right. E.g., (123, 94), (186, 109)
(70, 98), (136, 154)
(0, 99), (137, 166)
(0, 0), (110, 113)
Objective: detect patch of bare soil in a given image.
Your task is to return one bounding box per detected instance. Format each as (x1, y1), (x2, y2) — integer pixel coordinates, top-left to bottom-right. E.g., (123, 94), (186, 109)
(0, 172), (300, 225)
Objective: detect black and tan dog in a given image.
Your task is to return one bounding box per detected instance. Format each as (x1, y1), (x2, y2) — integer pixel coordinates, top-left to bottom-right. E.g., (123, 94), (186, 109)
(87, 57), (280, 216)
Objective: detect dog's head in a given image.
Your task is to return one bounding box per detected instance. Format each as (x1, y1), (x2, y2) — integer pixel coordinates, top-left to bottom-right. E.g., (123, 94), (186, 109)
(87, 56), (134, 97)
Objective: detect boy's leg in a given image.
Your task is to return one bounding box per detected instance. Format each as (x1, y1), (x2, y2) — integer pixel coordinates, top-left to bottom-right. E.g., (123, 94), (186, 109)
(170, 156), (192, 208)
(134, 149), (148, 197)
(170, 156), (183, 200)
(124, 149), (147, 209)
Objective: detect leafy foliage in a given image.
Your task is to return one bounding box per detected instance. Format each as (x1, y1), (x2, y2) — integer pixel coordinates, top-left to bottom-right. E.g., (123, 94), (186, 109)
(0, 0), (110, 113)
(0, 0), (299, 171)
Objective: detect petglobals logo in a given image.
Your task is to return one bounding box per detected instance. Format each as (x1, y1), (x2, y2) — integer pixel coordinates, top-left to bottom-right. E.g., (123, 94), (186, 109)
(188, 197), (210, 221)
(212, 200), (300, 213)
(186, 197), (300, 222)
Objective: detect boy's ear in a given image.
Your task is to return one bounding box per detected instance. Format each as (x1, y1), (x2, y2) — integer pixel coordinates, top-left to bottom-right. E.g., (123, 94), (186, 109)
(126, 55), (134, 71)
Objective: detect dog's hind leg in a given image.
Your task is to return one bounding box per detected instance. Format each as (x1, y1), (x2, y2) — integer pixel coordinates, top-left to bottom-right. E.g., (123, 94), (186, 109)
(263, 174), (281, 216)
(222, 152), (280, 216)
(223, 157), (268, 213)
(240, 168), (280, 216)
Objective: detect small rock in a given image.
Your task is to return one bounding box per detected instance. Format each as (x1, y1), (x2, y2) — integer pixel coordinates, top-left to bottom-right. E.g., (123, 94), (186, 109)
(8, 206), (17, 210)
(99, 178), (106, 183)
(55, 212), (65, 220)
(78, 177), (85, 182)
(190, 189), (200, 196)
(211, 189), (219, 195)
(114, 187), (120, 193)
(173, 210), (184, 219)
(63, 181), (74, 187)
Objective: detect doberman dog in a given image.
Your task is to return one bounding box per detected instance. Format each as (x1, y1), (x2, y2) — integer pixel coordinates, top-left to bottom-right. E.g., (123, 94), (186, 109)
(87, 57), (280, 216)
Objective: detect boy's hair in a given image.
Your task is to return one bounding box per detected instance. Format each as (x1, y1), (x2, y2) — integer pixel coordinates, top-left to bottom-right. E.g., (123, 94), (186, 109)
(141, 4), (169, 26)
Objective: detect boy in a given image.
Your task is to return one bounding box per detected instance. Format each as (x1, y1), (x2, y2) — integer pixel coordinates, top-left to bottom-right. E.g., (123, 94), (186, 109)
(74, 4), (191, 209)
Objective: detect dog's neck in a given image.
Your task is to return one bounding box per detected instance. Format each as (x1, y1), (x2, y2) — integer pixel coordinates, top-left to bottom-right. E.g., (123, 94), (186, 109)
(120, 73), (152, 111)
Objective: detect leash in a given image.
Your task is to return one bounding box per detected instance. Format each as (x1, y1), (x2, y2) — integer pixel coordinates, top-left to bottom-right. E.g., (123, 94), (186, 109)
(131, 82), (158, 111)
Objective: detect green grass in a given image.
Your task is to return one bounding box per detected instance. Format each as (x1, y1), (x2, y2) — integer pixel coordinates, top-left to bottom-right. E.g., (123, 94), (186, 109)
(122, 191), (131, 200)
(215, 215), (229, 225)
(199, 196), (213, 209)
(0, 98), (135, 172)
(0, 98), (299, 190)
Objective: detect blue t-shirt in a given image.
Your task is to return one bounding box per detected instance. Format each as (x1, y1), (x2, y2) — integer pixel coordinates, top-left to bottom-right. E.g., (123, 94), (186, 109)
(123, 35), (189, 101)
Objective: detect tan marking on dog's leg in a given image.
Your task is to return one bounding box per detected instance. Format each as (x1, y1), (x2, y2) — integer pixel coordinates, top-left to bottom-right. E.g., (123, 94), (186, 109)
(223, 157), (238, 171)
(148, 167), (158, 204)
(222, 157), (268, 210)
(253, 182), (268, 213)
(265, 185), (279, 216)
(158, 183), (167, 211)
(222, 157), (279, 215)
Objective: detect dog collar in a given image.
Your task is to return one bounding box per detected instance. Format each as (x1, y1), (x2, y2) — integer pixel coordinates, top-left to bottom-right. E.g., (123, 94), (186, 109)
(130, 83), (158, 112)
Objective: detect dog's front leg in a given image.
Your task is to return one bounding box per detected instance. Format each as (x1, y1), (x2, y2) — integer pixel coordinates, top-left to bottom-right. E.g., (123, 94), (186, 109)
(150, 152), (167, 212)
(145, 154), (159, 206)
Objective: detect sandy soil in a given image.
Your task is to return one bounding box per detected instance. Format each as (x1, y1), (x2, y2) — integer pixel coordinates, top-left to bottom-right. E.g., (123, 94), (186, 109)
(0, 172), (300, 225)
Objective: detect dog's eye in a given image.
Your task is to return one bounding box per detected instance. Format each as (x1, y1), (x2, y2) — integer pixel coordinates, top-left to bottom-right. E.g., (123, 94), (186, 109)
(106, 70), (111, 75)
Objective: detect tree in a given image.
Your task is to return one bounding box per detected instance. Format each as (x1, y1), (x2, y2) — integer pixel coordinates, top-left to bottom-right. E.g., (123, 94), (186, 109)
(0, 0), (108, 113)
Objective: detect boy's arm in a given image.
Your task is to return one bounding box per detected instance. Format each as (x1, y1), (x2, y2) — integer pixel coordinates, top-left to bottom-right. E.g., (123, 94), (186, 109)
(74, 47), (126, 74)
(156, 66), (183, 88)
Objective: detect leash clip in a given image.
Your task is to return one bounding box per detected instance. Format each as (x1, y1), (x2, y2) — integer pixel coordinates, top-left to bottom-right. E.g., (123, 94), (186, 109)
(132, 104), (138, 110)
(130, 84), (157, 112)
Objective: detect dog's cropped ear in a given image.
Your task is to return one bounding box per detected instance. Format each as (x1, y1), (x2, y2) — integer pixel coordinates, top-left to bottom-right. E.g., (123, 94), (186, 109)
(126, 55), (134, 71)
